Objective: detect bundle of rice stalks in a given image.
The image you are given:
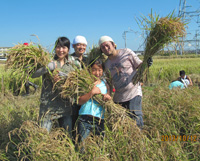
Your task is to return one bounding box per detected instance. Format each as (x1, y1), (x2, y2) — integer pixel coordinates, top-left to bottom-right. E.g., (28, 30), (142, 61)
(86, 46), (107, 65)
(60, 66), (95, 102)
(6, 121), (78, 161)
(132, 11), (186, 84)
(78, 122), (144, 160)
(6, 43), (51, 93)
(61, 66), (137, 130)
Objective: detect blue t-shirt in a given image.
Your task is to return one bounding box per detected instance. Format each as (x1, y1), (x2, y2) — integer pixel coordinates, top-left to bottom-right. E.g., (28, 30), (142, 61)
(169, 81), (185, 90)
(79, 80), (107, 119)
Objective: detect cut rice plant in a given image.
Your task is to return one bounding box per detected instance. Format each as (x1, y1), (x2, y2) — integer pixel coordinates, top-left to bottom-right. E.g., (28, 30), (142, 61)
(1, 66), (200, 160)
(6, 43), (51, 93)
(6, 121), (78, 161)
(86, 46), (107, 65)
(133, 11), (186, 84)
(61, 66), (138, 132)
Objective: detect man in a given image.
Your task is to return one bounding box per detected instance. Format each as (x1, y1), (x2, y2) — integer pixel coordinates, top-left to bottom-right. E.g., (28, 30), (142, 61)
(69, 35), (88, 137)
(69, 35), (88, 69)
(98, 36), (152, 128)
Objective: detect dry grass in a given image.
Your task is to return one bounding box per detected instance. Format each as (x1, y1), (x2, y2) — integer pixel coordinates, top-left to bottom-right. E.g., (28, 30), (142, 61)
(0, 82), (199, 160)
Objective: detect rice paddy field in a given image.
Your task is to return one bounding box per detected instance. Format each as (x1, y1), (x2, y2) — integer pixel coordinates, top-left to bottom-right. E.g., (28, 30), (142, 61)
(0, 56), (200, 161)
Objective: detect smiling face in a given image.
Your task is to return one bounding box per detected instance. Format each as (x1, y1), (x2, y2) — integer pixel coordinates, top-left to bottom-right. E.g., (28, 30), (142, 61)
(73, 43), (87, 57)
(55, 45), (69, 60)
(91, 64), (103, 80)
(100, 41), (115, 57)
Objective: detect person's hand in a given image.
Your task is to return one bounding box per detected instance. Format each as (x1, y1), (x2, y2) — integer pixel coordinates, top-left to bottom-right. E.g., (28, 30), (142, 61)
(91, 86), (101, 96)
(102, 93), (112, 101)
(48, 61), (57, 71)
(91, 81), (101, 96)
(53, 73), (60, 83)
(58, 71), (68, 77)
(147, 57), (153, 67)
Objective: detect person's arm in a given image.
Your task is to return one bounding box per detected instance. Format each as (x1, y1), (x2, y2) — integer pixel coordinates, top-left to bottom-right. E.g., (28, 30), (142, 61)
(128, 49), (143, 69)
(31, 67), (48, 78)
(102, 83), (112, 101)
(129, 49), (153, 69)
(31, 61), (56, 78)
(78, 82), (101, 105)
(187, 76), (193, 86)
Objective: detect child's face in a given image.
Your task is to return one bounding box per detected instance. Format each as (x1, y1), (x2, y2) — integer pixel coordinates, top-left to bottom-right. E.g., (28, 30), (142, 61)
(181, 74), (185, 79)
(91, 64), (103, 79)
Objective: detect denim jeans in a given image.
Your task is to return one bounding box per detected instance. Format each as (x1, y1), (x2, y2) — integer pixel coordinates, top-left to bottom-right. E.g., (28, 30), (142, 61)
(118, 95), (144, 128)
(40, 114), (72, 134)
(78, 115), (104, 142)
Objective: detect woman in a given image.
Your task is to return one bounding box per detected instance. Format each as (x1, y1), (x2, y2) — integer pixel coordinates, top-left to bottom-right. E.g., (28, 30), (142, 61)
(32, 37), (74, 133)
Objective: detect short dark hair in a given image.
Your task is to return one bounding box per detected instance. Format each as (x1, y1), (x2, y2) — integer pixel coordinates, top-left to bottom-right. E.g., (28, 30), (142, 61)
(55, 37), (70, 49)
(88, 58), (105, 71)
(54, 37), (70, 60)
(179, 70), (185, 76)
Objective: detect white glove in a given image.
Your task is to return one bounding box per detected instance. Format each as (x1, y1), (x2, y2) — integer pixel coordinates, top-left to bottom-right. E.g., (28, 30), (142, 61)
(47, 62), (56, 71)
(58, 71), (68, 77)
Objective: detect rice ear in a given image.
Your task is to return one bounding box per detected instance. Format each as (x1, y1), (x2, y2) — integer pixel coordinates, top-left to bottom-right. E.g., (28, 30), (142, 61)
(6, 42), (51, 94)
(132, 12), (186, 84)
(61, 65), (137, 130)
(86, 46), (108, 65)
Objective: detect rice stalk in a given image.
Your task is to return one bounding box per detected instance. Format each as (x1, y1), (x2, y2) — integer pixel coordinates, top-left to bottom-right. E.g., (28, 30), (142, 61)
(133, 11), (186, 84)
(86, 46), (108, 65)
(6, 121), (78, 160)
(6, 43), (51, 93)
(61, 66), (138, 131)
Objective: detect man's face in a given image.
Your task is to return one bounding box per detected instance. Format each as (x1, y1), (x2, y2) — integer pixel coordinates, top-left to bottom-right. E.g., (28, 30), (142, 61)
(100, 41), (115, 57)
(73, 43), (87, 56)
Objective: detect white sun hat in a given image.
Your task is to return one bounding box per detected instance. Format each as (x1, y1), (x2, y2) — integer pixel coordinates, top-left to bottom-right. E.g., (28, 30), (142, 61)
(72, 35), (87, 46)
(98, 36), (114, 46)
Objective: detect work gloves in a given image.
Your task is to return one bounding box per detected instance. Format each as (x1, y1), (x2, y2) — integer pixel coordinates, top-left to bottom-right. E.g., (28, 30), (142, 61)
(48, 61), (68, 77)
(48, 61), (56, 71)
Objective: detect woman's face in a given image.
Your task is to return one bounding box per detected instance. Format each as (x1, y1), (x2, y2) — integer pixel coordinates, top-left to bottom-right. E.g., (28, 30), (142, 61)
(91, 64), (103, 80)
(55, 45), (69, 60)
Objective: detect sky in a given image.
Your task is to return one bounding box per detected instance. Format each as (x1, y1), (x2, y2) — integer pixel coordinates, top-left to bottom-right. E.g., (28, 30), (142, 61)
(0, 0), (200, 53)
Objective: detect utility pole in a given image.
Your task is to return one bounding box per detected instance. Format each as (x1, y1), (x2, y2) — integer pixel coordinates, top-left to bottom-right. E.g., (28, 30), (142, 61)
(122, 28), (138, 48)
(195, 30), (200, 54)
(122, 31), (128, 48)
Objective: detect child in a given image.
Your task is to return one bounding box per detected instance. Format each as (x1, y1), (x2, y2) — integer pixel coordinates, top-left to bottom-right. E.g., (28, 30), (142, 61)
(31, 37), (74, 133)
(169, 80), (185, 90)
(177, 70), (193, 87)
(77, 59), (111, 142)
